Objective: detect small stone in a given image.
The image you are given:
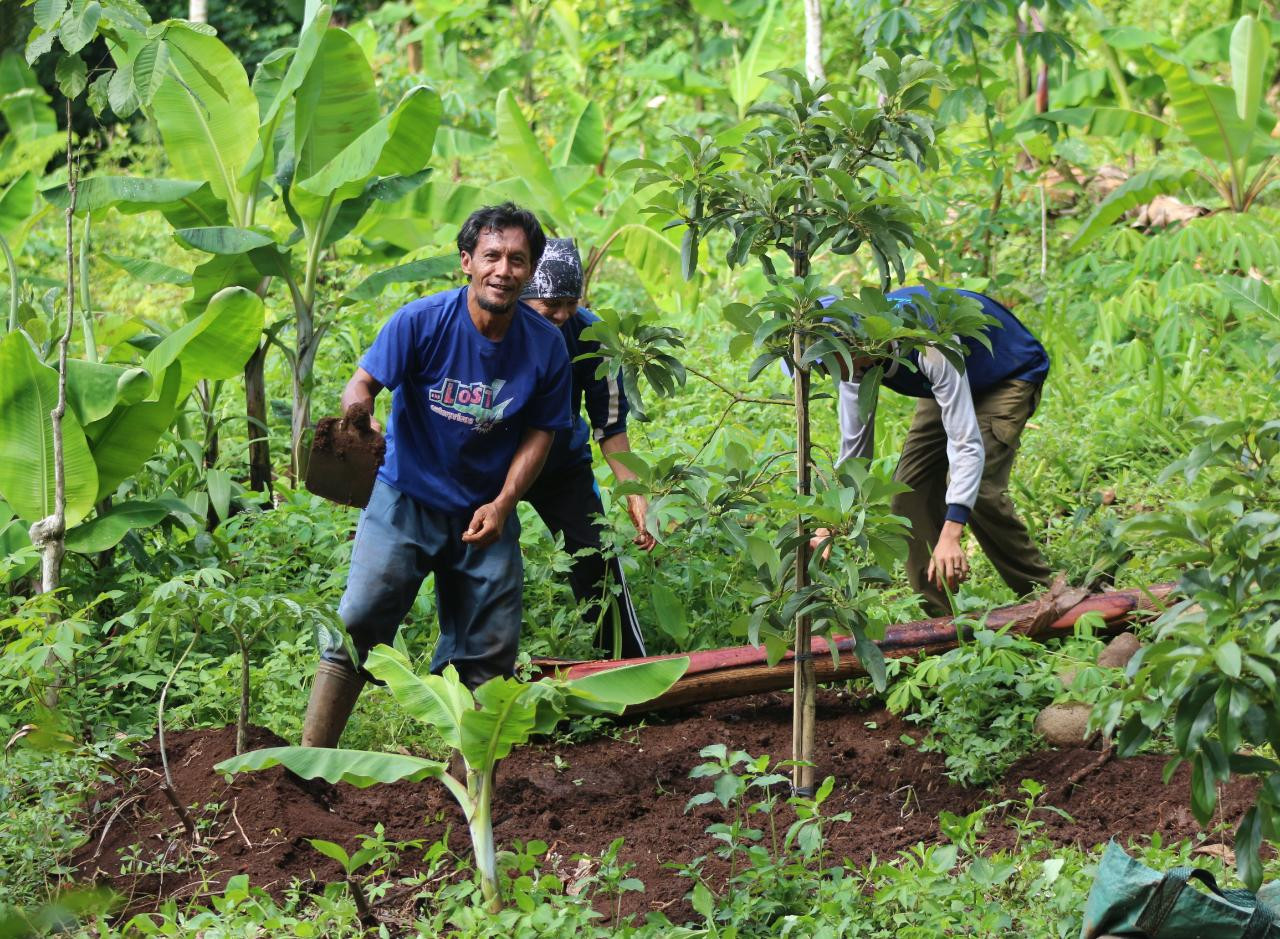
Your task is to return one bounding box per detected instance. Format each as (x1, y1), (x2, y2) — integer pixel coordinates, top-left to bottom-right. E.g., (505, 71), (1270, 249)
(1034, 702), (1095, 748)
(1098, 633), (1142, 670)
(1101, 488), (1117, 506)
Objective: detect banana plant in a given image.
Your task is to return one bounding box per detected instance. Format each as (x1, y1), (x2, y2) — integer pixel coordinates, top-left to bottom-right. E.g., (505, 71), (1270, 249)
(66, 7), (443, 481)
(217, 646), (688, 912)
(1062, 15), (1279, 249)
(0, 286), (264, 579)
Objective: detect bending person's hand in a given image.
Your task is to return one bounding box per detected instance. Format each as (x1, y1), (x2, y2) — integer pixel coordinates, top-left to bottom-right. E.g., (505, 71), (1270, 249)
(626, 494), (657, 551)
(809, 527), (834, 563)
(927, 522), (970, 592)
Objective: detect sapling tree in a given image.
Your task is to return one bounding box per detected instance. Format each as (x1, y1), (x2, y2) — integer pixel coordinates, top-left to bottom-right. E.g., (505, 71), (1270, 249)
(217, 647), (688, 913)
(616, 62), (992, 792)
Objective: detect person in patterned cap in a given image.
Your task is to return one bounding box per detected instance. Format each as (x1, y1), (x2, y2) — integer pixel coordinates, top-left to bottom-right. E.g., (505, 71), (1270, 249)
(521, 238), (653, 659)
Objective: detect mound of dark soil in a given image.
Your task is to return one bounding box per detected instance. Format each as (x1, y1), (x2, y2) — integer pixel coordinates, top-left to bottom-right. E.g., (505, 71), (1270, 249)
(75, 690), (1256, 924)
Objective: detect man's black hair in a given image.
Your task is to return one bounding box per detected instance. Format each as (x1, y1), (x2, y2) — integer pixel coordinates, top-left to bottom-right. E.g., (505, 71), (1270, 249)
(456, 202), (547, 267)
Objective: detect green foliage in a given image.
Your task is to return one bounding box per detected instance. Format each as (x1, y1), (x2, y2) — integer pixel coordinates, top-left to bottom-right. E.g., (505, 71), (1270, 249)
(218, 649), (688, 911)
(886, 626), (1064, 785)
(1102, 413), (1280, 889)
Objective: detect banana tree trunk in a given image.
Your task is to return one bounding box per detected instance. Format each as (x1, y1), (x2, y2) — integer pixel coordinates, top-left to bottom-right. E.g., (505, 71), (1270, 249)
(244, 339), (271, 495)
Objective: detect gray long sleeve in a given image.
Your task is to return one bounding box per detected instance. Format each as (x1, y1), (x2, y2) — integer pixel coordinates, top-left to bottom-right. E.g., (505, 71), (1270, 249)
(836, 346), (985, 521)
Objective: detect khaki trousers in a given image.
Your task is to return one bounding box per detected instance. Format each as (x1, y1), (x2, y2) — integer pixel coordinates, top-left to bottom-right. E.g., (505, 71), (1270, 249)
(891, 379), (1053, 616)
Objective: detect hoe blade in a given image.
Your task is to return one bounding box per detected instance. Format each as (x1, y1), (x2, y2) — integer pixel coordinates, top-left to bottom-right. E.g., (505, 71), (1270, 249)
(305, 412), (385, 509)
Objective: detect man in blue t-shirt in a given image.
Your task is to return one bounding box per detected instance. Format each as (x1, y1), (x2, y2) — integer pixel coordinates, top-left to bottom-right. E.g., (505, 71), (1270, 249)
(301, 203), (573, 748)
(519, 239), (655, 660)
(817, 285), (1053, 616)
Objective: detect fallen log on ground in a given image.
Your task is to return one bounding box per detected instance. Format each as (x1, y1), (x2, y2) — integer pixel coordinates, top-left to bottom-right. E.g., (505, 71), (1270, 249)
(531, 583), (1177, 713)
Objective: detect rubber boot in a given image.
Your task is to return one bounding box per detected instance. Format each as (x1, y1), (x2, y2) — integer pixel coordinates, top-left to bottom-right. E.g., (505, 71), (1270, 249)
(300, 660), (366, 748)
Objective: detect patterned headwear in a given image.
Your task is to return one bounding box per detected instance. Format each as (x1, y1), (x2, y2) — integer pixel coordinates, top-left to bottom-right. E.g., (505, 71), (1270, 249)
(521, 238), (583, 300)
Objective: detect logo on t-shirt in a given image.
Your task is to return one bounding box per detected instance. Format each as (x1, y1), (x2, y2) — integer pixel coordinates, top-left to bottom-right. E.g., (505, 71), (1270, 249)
(428, 377), (513, 433)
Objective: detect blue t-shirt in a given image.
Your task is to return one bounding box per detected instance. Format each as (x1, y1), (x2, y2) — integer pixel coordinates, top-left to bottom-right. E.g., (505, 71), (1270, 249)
(543, 307), (630, 473)
(361, 286), (572, 516)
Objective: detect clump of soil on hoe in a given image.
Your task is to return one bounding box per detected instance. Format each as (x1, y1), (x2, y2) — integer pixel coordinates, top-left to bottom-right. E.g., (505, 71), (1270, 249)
(78, 690), (1255, 923)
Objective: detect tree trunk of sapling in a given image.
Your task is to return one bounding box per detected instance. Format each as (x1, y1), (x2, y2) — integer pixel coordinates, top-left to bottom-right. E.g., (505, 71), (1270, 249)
(790, 250), (816, 796)
(32, 102), (76, 708)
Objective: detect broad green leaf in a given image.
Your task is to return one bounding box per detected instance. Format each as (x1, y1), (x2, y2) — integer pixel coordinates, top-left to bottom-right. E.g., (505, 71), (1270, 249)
(1229, 16), (1269, 122)
(65, 359), (152, 425)
(65, 500), (168, 553)
(293, 85), (441, 216)
(41, 177), (204, 215)
(0, 51), (57, 142)
(364, 646), (469, 750)
(216, 745), (445, 789)
(460, 679), (539, 771)
(58, 1), (102, 55)
(552, 97), (605, 168)
(1219, 275), (1280, 321)
(1156, 55), (1257, 167)
(308, 839), (350, 868)
(495, 88), (567, 229)
(131, 37), (168, 106)
(1068, 167), (1197, 251)
(565, 657), (689, 710)
(151, 28), (258, 214)
(0, 517), (37, 583)
(293, 29), (380, 184)
(153, 287), (264, 393)
(0, 173), (36, 238)
(206, 467), (231, 521)
(239, 5), (332, 194)
(0, 332), (98, 526)
(86, 365), (182, 501)
(103, 253), (192, 286)
(54, 53), (86, 99)
(174, 226), (275, 254)
(649, 584), (689, 644)
(1041, 107), (1169, 140)
(340, 254), (456, 306)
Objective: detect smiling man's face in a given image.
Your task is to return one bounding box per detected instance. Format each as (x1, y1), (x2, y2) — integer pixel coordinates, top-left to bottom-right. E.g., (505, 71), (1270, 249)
(460, 227), (533, 316)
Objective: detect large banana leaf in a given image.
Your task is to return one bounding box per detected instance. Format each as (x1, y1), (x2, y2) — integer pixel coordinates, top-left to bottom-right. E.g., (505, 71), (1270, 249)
(1040, 107), (1169, 140)
(1230, 16), (1270, 123)
(552, 96), (605, 168)
(0, 332), (98, 526)
(0, 50), (56, 141)
(1069, 166), (1198, 251)
(365, 647), (469, 749)
(150, 29), (259, 215)
(1156, 55), (1258, 167)
(292, 29), (380, 185)
(65, 500), (168, 554)
(340, 254), (456, 306)
(173, 226), (276, 254)
(495, 88), (568, 230)
(239, 4), (332, 195)
(728, 0), (782, 119)
(460, 679), (541, 770)
(143, 286), (265, 395)
(86, 366), (182, 501)
(0, 173), (36, 238)
(565, 657), (690, 710)
(216, 746), (446, 789)
(65, 360), (152, 425)
(41, 177), (204, 216)
(292, 85), (442, 217)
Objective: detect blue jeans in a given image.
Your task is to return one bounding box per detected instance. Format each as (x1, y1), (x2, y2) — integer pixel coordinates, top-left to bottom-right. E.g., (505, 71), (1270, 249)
(328, 480), (523, 688)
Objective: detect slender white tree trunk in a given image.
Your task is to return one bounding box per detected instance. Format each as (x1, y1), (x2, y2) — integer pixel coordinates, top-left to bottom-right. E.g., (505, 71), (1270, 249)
(189, 0), (208, 24)
(804, 0), (825, 83)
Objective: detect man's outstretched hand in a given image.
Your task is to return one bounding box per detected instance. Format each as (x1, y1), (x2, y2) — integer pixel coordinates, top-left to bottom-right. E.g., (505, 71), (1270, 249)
(462, 500), (512, 549)
(928, 521), (970, 592)
(626, 494), (657, 551)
